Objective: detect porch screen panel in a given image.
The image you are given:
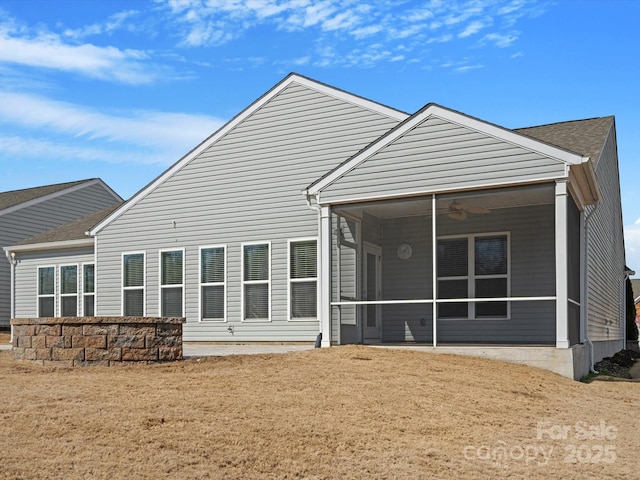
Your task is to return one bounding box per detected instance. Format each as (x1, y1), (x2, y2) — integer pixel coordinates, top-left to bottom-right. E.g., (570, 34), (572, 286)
(437, 238), (468, 318)
(475, 236), (507, 318)
(333, 215), (359, 326)
(201, 247), (225, 321)
(290, 240), (317, 319)
(161, 250), (183, 317)
(60, 265), (78, 317)
(38, 266), (55, 317)
(123, 253), (144, 316)
(243, 244), (269, 320)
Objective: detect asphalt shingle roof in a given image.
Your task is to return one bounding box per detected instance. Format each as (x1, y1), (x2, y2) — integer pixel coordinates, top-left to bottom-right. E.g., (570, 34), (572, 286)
(13, 203), (123, 246)
(0, 179), (96, 212)
(515, 116), (614, 166)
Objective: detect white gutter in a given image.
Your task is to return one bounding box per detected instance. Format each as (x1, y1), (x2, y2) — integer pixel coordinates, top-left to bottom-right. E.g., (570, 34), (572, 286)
(3, 238), (94, 254)
(583, 206), (598, 373)
(305, 194), (324, 344)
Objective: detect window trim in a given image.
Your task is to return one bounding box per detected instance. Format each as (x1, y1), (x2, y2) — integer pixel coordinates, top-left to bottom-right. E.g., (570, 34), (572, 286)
(159, 248), (185, 318)
(37, 265), (56, 318)
(241, 241), (271, 322)
(82, 262), (95, 317)
(199, 245), (227, 322)
(121, 251), (146, 317)
(287, 237), (318, 322)
(59, 263), (79, 317)
(437, 232), (511, 320)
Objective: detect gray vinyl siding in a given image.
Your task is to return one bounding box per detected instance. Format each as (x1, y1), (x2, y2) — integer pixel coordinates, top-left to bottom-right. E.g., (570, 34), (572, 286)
(0, 182), (119, 326)
(320, 116), (568, 203)
(585, 126), (626, 342)
(379, 203), (556, 344)
(13, 247), (95, 319)
(95, 81), (401, 341)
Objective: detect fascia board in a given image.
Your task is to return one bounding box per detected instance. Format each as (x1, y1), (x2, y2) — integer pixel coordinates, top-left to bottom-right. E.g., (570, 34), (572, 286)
(306, 104), (589, 196)
(4, 238), (94, 254)
(90, 73), (407, 236)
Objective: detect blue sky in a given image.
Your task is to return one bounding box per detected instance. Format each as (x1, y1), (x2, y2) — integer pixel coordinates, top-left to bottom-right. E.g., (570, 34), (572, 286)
(0, 0), (639, 273)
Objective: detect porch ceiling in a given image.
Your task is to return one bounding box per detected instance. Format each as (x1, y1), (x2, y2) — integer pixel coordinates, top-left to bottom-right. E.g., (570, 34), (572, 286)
(334, 184), (555, 219)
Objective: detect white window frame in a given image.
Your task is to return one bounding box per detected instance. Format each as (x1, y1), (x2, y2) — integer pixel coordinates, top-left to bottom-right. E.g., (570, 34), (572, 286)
(241, 241), (271, 322)
(59, 263), (79, 317)
(437, 232), (511, 320)
(159, 248), (186, 318)
(122, 251), (146, 316)
(288, 238), (318, 321)
(82, 263), (95, 317)
(37, 265), (56, 318)
(199, 245), (226, 322)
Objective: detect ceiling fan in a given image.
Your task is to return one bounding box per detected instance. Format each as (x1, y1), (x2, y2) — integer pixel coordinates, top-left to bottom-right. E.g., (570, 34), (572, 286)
(444, 200), (491, 221)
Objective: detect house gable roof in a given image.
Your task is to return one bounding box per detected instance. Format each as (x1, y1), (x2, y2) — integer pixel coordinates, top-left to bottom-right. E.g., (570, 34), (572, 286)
(89, 73), (408, 235)
(4, 203), (122, 253)
(515, 116), (614, 168)
(0, 179), (120, 217)
(305, 104), (597, 205)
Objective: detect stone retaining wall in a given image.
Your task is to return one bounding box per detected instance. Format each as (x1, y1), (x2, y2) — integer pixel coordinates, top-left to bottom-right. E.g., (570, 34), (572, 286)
(10, 317), (185, 366)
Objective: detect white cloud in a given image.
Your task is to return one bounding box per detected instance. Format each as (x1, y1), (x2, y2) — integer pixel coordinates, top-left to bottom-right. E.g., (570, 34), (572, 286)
(482, 32), (518, 47)
(458, 20), (487, 38)
(62, 10), (140, 39)
(0, 91), (224, 154)
(0, 27), (158, 84)
(155, 0), (541, 68)
(455, 64), (484, 73)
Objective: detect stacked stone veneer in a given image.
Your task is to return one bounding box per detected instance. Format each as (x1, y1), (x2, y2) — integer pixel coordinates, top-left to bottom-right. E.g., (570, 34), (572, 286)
(10, 317), (185, 366)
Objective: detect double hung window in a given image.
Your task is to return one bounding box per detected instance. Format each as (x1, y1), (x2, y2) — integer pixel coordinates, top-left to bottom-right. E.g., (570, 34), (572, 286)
(60, 265), (78, 316)
(160, 249), (184, 317)
(123, 253), (145, 316)
(289, 239), (317, 320)
(37, 266), (55, 317)
(242, 243), (270, 321)
(200, 246), (226, 321)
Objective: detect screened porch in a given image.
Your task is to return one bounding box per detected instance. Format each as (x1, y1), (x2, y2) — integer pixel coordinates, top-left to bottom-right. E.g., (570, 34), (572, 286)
(326, 183), (582, 347)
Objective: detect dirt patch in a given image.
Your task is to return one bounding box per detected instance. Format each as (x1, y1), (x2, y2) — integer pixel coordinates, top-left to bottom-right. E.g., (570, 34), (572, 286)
(1, 345), (638, 479)
(0, 332), (9, 344)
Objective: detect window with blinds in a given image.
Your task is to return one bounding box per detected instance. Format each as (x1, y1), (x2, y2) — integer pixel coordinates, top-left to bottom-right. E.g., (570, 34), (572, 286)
(289, 239), (317, 320)
(83, 264), (95, 316)
(60, 265), (78, 317)
(123, 253), (145, 316)
(38, 266), (55, 317)
(200, 246), (225, 321)
(437, 234), (509, 319)
(242, 243), (270, 321)
(161, 249), (184, 317)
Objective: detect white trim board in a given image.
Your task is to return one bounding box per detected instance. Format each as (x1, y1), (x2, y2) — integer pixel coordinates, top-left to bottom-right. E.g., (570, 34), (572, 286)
(305, 104), (591, 197)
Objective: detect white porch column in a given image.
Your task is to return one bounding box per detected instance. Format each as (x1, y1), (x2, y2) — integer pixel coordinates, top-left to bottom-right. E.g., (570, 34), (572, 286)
(319, 205), (332, 347)
(555, 181), (570, 348)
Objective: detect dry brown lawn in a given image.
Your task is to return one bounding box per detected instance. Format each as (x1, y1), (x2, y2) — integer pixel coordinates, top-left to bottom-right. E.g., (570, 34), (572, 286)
(1, 346), (639, 479)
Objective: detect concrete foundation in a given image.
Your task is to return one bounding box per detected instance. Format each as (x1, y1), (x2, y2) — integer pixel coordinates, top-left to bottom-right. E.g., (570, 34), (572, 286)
(371, 343), (590, 380)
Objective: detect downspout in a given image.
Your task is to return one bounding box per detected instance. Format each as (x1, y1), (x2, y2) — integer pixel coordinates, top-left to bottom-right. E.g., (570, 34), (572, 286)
(306, 193), (323, 347)
(5, 250), (16, 344)
(583, 207), (598, 373)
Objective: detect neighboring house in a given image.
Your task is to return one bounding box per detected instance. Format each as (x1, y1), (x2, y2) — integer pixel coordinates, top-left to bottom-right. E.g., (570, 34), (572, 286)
(631, 278), (640, 329)
(4, 74), (629, 379)
(0, 179), (122, 327)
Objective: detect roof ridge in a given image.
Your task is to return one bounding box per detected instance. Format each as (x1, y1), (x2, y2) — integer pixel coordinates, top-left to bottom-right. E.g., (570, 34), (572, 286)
(0, 178), (96, 196)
